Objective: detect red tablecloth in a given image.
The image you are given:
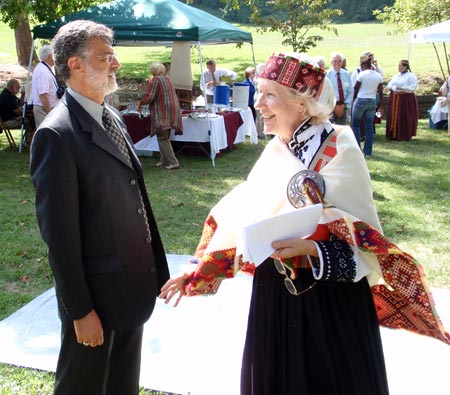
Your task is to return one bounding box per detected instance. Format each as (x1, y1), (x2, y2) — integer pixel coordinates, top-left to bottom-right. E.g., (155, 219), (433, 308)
(122, 114), (150, 143)
(124, 111), (243, 152)
(218, 112), (243, 150)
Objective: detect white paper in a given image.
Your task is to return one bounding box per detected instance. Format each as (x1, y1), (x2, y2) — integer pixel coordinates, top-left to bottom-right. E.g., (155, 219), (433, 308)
(239, 203), (323, 266)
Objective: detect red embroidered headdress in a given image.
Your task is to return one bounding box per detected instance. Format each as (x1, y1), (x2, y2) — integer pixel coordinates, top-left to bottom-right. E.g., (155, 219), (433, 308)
(259, 53), (325, 98)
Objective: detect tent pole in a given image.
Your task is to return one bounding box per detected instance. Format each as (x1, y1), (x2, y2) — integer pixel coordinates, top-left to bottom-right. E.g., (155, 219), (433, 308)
(443, 43), (449, 75)
(433, 42), (446, 80)
(20, 39), (35, 153)
(197, 41), (215, 167)
(250, 42), (257, 71)
(197, 41), (207, 108)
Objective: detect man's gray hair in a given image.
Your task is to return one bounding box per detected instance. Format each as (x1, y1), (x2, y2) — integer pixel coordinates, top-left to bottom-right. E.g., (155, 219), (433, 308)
(52, 20), (114, 83)
(314, 56), (326, 69)
(39, 45), (53, 62)
(330, 52), (344, 62)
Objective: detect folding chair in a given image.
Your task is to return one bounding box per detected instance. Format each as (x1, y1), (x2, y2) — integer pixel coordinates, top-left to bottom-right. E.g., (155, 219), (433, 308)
(0, 117), (18, 149)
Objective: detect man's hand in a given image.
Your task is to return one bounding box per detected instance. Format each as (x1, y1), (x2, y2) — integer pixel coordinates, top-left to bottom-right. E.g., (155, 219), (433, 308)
(73, 309), (104, 347)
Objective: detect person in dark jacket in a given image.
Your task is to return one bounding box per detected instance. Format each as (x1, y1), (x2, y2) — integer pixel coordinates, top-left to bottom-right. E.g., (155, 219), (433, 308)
(30, 20), (169, 395)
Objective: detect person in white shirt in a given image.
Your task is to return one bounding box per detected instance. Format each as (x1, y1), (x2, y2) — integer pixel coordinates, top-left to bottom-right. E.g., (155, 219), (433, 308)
(201, 59), (236, 104)
(326, 52), (353, 125)
(351, 51), (384, 86)
(31, 45), (61, 127)
(351, 59), (383, 157)
(315, 56), (336, 116)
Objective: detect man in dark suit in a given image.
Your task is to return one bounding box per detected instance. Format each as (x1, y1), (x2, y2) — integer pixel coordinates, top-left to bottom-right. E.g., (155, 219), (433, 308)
(30, 20), (169, 395)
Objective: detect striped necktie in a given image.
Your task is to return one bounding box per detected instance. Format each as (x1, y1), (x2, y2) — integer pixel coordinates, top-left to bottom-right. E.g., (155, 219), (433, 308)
(102, 107), (152, 244)
(102, 107), (132, 166)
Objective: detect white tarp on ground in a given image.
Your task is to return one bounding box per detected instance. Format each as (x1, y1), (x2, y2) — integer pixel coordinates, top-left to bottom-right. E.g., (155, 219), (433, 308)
(0, 254), (449, 395)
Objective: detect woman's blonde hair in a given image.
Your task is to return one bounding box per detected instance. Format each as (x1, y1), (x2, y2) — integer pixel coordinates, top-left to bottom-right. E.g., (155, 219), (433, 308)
(245, 66), (255, 78)
(274, 81), (330, 124)
(150, 62), (166, 76)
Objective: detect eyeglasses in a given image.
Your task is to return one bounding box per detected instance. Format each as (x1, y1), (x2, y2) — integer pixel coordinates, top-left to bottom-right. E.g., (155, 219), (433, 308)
(273, 258), (317, 296)
(95, 53), (118, 64)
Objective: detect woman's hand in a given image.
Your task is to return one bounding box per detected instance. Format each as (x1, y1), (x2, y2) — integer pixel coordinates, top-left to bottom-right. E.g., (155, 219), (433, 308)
(159, 273), (191, 307)
(271, 238), (318, 259)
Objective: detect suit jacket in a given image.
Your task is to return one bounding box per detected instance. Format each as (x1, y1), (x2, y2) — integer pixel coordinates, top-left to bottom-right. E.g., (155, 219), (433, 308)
(30, 92), (170, 330)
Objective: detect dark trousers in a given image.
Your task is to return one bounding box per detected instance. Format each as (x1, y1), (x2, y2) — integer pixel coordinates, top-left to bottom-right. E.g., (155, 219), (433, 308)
(54, 322), (144, 395)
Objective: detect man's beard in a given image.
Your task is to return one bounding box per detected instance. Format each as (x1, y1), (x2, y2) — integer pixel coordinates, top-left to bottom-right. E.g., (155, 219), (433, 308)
(85, 63), (118, 97)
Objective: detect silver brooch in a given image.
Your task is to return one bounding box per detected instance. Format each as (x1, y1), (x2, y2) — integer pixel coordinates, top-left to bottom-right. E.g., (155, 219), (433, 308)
(287, 170), (326, 208)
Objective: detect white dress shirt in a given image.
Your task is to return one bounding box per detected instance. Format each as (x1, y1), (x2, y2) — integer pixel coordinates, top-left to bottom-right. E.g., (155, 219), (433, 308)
(201, 68), (237, 96)
(387, 71), (418, 93)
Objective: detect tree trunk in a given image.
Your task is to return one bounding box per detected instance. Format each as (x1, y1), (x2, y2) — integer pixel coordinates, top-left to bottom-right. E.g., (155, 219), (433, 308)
(14, 15), (38, 67)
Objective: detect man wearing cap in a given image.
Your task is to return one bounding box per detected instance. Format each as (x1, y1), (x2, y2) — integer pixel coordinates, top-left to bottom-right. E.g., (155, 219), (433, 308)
(351, 51), (383, 86)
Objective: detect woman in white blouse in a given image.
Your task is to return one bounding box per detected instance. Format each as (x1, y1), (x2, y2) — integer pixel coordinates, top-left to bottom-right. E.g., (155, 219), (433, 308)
(386, 59), (419, 140)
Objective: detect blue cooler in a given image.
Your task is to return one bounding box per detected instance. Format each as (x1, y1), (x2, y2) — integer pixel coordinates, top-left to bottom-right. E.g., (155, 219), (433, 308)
(213, 85), (230, 106)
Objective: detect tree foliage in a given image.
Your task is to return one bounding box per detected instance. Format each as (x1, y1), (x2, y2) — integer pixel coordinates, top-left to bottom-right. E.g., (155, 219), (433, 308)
(0, 0), (101, 66)
(373, 0), (450, 32)
(247, 0), (343, 52)
(0, 0), (101, 28)
(330, 0), (393, 22)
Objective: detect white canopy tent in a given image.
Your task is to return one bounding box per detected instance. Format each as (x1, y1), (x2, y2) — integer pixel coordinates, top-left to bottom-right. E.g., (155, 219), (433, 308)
(409, 19), (450, 79)
(409, 19), (450, 44)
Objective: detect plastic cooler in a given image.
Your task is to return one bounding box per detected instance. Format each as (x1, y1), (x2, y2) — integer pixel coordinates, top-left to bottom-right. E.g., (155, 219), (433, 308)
(213, 85), (230, 106)
(232, 82), (249, 109)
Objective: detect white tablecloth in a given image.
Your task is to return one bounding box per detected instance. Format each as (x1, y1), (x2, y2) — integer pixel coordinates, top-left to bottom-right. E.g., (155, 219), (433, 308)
(134, 111), (257, 161)
(172, 114), (228, 159)
(429, 97), (449, 123)
(237, 108), (258, 144)
(134, 114), (227, 161)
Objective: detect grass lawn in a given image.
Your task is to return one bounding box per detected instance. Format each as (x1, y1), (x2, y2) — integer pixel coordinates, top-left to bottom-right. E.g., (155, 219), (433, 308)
(1, 20), (448, 94)
(1, 120), (449, 393)
(109, 22), (450, 94)
(1, 17), (450, 394)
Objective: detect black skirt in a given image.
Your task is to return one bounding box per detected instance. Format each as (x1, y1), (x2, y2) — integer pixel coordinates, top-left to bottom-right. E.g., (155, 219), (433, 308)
(241, 258), (389, 395)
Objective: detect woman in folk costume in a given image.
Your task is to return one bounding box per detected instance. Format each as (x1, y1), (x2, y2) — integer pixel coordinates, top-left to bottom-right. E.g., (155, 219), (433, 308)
(160, 53), (449, 395)
(385, 59), (419, 141)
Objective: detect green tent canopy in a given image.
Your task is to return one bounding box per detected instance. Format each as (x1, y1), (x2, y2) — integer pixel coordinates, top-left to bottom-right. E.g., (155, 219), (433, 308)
(26, 0), (255, 163)
(31, 0), (253, 45)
